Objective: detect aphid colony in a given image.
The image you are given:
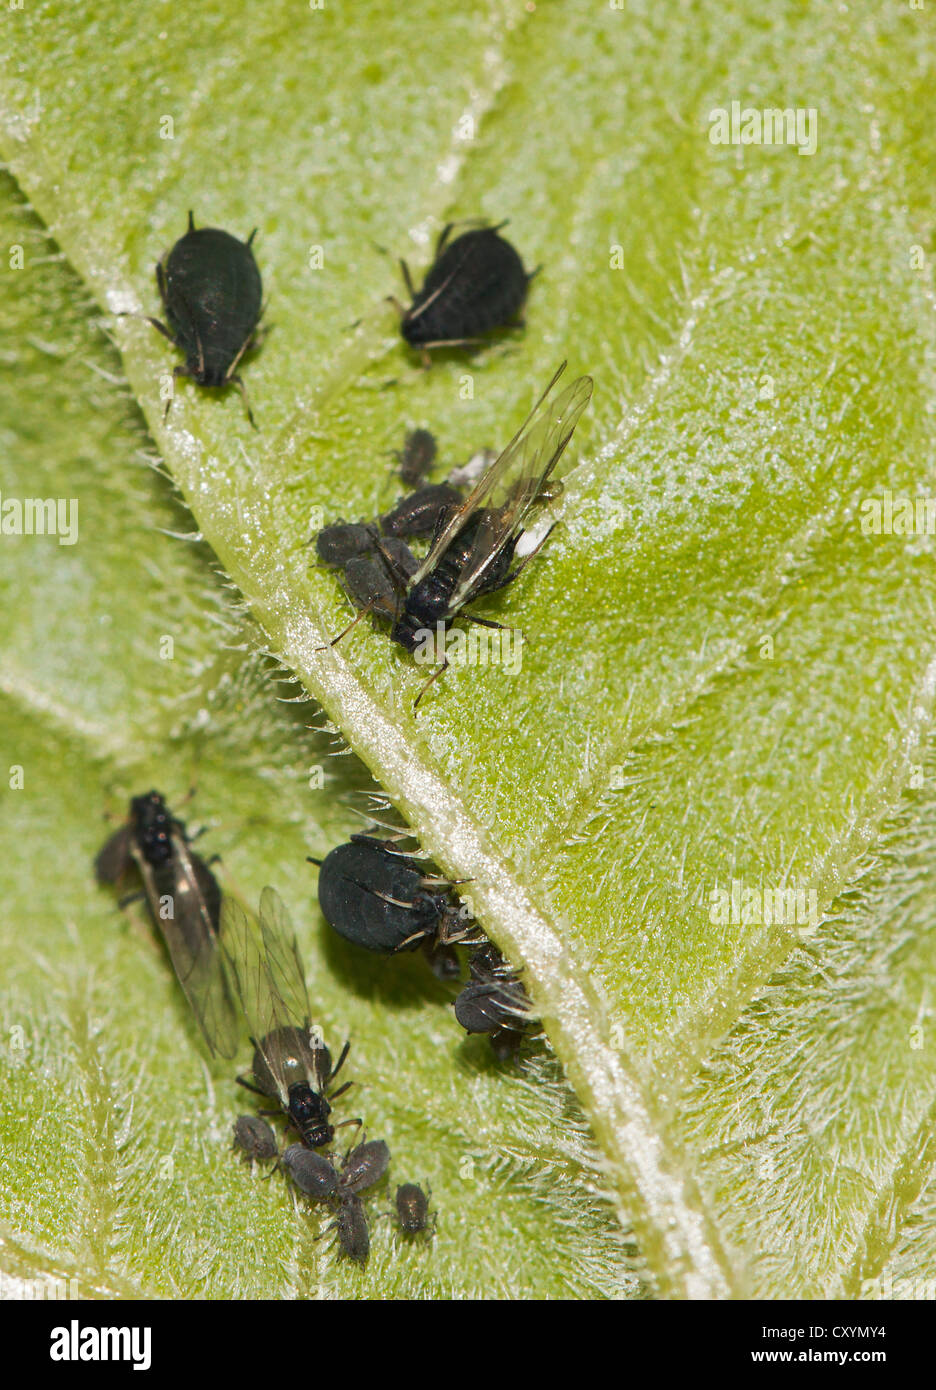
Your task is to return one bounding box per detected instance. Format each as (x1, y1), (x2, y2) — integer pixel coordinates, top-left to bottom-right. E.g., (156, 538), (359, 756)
(133, 216), (534, 423)
(97, 795), (434, 1263)
(106, 206), (594, 1275)
(315, 362), (592, 707)
(311, 832), (534, 1058)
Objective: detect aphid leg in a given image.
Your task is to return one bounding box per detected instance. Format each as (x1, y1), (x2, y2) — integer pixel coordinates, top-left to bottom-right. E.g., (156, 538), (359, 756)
(462, 612), (509, 630)
(315, 603), (374, 653)
(119, 310), (177, 344)
(235, 1075), (268, 1100)
(328, 1080), (354, 1103)
(228, 373), (257, 430)
(329, 1039), (352, 1084)
(333, 1117), (364, 1138)
(412, 658), (449, 711)
(117, 889), (146, 910)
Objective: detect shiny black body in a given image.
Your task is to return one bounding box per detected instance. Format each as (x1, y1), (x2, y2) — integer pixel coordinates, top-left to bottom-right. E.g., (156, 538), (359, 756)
(390, 509), (518, 652)
(157, 214), (262, 388)
(233, 1115), (278, 1162)
(248, 1024), (346, 1150)
(314, 834), (472, 954)
(400, 224), (532, 349)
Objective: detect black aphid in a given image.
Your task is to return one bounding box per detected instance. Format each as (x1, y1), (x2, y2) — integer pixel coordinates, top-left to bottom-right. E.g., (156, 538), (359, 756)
(394, 428), (437, 486)
(454, 943), (532, 1050)
(139, 211), (262, 425)
(233, 1115), (278, 1162)
(221, 887), (357, 1149)
(335, 1194), (370, 1263)
(379, 482), (464, 540)
(318, 361), (592, 707)
(95, 791), (239, 1058)
(311, 834), (477, 955)
(338, 1138), (390, 1196)
(395, 1182), (433, 1236)
(315, 520), (382, 569)
(395, 222), (535, 363)
(282, 1143), (339, 1200)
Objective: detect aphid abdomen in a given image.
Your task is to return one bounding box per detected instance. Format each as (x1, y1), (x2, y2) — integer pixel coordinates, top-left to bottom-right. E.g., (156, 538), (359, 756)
(403, 228), (529, 346)
(162, 225), (262, 384)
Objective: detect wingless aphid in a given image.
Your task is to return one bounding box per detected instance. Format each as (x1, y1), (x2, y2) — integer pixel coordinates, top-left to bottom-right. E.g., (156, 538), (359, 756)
(310, 834), (479, 956)
(394, 427), (438, 487)
(395, 1182), (434, 1237)
(318, 361), (593, 707)
(95, 791), (240, 1058)
(233, 1115), (279, 1163)
(220, 886), (358, 1149)
(394, 222), (535, 363)
(455, 943), (533, 1059)
(137, 211), (263, 425)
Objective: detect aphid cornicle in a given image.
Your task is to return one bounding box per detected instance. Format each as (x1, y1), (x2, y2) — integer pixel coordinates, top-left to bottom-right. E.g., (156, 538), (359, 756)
(396, 222), (535, 363)
(220, 887), (358, 1149)
(95, 791), (239, 1058)
(233, 1115), (278, 1162)
(310, 834), (477, 955)
(318, 361), (593, 707)
(141, 211), (263, 425)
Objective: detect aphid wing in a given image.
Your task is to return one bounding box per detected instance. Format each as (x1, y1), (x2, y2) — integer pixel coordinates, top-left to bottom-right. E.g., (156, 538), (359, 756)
(95, 825), (134, 884)
(165, 838), (241, 1058)
(219, 895), (281, 1045)
(447, 373), (593, 610)
(257, 886), (311, 1029)
(408, 362), (570, 588)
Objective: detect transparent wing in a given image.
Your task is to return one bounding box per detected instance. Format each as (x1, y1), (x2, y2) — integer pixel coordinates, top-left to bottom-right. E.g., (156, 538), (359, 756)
(410, 364), (593, 607)
(139, 837), (241, 1059)
(219, 893), (282, 1045)
(256, 885), (311, 1028)
(220, 888), (326, 1098)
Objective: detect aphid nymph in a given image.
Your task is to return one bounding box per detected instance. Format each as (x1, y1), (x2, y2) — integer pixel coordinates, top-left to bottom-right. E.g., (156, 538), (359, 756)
(395, 1182), (433, 1236)
(233, 1115), (278, 1163)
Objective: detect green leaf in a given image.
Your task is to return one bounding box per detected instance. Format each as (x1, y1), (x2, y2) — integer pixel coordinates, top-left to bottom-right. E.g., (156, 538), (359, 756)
(2, 0), (936, 1298)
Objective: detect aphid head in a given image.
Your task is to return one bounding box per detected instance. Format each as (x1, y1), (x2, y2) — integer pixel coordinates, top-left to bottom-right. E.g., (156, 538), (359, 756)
(130, 790), (174, 865)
